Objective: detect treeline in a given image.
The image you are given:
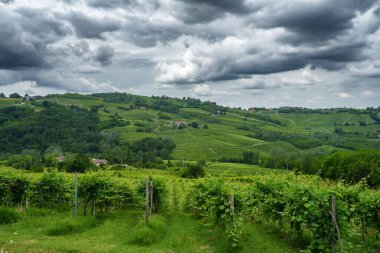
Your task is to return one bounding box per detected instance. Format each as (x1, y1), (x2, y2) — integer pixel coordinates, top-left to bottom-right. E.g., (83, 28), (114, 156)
(244, 127), (380, 149)
(222, 149), (380, 188)
(278, 106), (380, 115)
(90, 93), (229, 114)
(0, 102), (176, 169)
(0, 102), (101, 154)
(6, 137), (176, 172)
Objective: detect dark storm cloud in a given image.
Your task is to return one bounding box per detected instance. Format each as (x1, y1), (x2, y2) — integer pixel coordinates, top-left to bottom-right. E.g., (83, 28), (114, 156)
(177, 0), (254, 24)
(0, 8), (70, 70)
(66, 12), (120, 39)
(123, 18), (183, 47)
(92, 46), (114, 66)
(0, 0), (13, 3)
(254, 0), (377, 43)
(87, 0), (135, 9)
(122, 17), (227, 47)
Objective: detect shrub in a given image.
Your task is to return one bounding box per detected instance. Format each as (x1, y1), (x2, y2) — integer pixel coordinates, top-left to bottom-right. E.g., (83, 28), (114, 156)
(181, 160), (206, 178)
(32, 172), (70, 208)
(0, 207), (20, 224)
(0, 169), (29, 206)
(46, 217), (98, 236)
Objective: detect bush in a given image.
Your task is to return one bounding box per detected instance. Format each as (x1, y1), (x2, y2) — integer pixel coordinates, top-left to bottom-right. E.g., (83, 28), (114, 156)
(181, 160), (206, 178)
(0, 169), (29, 206)
(46, 217), (99, 236)
(32, 172), (70, 208)
(0, 207), (20, 224)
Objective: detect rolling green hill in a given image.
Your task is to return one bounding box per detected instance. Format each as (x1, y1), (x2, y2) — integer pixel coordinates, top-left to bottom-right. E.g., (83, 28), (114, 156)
(0, 93), (379, 162)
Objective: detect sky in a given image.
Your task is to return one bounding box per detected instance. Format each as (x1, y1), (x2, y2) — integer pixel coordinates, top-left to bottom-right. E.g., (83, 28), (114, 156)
(0, 0), (380, 108)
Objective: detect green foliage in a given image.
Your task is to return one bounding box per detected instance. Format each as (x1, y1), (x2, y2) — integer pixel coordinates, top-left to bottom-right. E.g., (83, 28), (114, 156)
(131, 137), (176, 162)
(0, 207), (20, 224)
(0, 169), (29, 206)
(0, 103), (102, 154)
(191, 121), (199, 128)
(187, 179), (244, 249)
(65, 154), (93, 173)
(79, 172), (138, 213)
(181, 160), (206, 178)
(137, 177), (168, 212)
(244, 175), (379, 252)
(320, 149), (380, 187)
(358, 190), (380, 233)
(33, 172), (70, 208)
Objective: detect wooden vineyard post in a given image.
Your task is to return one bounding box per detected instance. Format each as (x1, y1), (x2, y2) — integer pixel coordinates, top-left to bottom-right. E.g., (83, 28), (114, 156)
(149, 181), (154, 215)
(74, 171), (78, 218)
(145, 177), (149, 225)
(330, 196), (345, 253)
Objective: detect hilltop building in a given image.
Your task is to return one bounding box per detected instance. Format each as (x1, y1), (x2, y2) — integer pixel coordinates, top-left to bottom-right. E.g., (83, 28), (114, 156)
(92, 158), (108, 166)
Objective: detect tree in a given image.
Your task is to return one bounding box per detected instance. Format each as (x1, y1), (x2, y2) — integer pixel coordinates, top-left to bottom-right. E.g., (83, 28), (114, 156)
(0, 93), (5, 98)
(191, 121), (199, 128)
(66, 154), (92, 173)
(9, 93), (22, 98)
(182, 160), (206, 178)
(241, 151), (259, 165)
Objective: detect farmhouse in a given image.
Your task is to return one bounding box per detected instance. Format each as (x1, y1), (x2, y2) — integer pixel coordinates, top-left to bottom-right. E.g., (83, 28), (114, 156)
(132, 105), (147, 110)
(56, 156), (66, 162)
(92, 158), (108, 166)
(170, 121), (188, 127)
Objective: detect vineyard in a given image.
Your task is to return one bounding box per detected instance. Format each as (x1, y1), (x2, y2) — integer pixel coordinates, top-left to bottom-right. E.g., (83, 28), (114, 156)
(0, 167), (379, 252)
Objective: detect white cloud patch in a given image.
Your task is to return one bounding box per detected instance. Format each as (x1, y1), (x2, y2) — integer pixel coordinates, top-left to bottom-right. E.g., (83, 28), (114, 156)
(361, 90), (375, 97)
(191, 84), (212, 96)
(336, 92), (355, 99)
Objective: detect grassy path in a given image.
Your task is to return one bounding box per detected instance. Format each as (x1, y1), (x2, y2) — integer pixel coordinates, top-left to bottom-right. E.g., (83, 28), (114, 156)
(0, 209), (301, 253)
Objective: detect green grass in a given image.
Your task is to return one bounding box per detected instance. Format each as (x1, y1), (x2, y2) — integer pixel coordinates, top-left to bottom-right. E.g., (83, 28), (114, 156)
(0, 209), (302, 253)
(46, 216), (100, 236)
(0, 98), (19, 107)
(206, 162), (289, 176)
(0, 207), (20, 225)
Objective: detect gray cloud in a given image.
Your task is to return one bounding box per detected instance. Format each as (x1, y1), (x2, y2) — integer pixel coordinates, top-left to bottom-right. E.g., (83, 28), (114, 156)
(121, 17), (227, 47)
(176, 0), (253, 24)
(87, 0), (135, 9)
(66, 12), (120, 39)
(254, 0), (376, 44)
(118, 57), (155, 69)
(92, 46), (114, 66)
(0, 8), (70, 69)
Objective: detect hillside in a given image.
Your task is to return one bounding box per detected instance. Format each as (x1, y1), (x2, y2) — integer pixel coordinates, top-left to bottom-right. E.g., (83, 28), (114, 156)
(0, 93), (379, 162)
